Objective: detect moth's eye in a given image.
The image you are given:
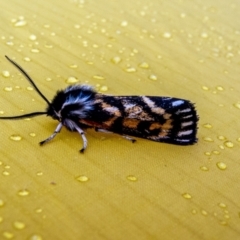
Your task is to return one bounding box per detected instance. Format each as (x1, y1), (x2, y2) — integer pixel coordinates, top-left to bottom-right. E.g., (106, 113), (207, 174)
(50, 111), (61, 121)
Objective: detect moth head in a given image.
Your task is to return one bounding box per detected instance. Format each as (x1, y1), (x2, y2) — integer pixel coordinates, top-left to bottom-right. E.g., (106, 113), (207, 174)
(47, 85), (96, 121)
(46, 90), (65, 121)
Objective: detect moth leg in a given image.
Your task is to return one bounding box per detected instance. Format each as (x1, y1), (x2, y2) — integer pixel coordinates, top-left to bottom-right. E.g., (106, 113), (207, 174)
(95, 128), (112, 134)
(39, 123), (63, 146)
(75, 126), (87, 153)
(96, 128), (136, 143)
(123, 135), (136, 143)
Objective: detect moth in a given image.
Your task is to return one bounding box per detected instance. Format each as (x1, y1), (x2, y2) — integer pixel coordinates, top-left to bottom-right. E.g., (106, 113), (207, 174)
(0, 56), (198, 153)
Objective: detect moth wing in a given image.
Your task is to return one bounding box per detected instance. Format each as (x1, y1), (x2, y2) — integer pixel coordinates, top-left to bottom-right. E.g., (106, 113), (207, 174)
(80, 95), (198, 145)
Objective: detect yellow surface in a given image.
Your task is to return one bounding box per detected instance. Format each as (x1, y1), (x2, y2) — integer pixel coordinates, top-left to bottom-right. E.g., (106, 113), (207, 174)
(0, 0), (240, 239)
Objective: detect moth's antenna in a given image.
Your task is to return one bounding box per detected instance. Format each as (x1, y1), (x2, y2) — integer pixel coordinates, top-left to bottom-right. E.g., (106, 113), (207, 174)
(0, 56), (49, 120)
(0, 112), (47, 119)
(5, 56), (51, 106)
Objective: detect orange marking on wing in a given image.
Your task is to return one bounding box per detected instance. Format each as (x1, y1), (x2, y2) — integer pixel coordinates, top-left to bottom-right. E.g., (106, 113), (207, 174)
(102, 116), (118, 127)
(123, 119), (140, 129)
(163, 113), (172, 120)
(149, 119), (173, 131)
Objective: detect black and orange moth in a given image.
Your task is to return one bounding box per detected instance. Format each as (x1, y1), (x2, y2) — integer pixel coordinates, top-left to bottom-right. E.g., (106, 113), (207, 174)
(0, 56), (198, 153)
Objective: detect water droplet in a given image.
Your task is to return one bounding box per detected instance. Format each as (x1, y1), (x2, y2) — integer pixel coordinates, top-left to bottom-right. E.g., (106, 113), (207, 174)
(2, 71), (10, 78)
(76, 175), (89, 182)
(201, 32), (208, 38)
(212, 150), (220, 155)
(26, 86), (34, 91)
(139, 62), (149, 69)
(18, 189), (30, 196)
(204, 151), (211, 156)
(111, 56), (121, 64)
(216, 162), (227, 170)
(216, 86), (224, 91)
(74, 24), (81, 29)
(45, 77), (52, 82)
(65, 76), (78, 84)
(203, 123), (212, 129)
(182, 193), (192, 199)
(4, 87), (13, 92)
(2, 231), (14, 239)
(10, 134), (22, 141)
(163, 32), (172, 38)
(92, 75), (105, 80)
(148, 74), (157, 81)
(31, 48), (40, 53)
(191, 209), (197, 214)
(180, 13), (186, 18)
(13, 221), (25, 230)
(14, 19), (27, 27)
(43, 24), (50, 28)
(24, 57), (31, 62)
(237, 137), (240, 142)
(36, 172), (43, 176)
(125, 67), (136, 73)
(29, 234), (43, 240)
(92, 44), (99, 48)
(29, 34), (37, 41)
(2, 171), (10, 176)
(100, 86), (108, 92)
(218, 136), (226, 141)
(203, 137), (214, 142)
(44, 43), (53, 49)
(6, 41), (14, 46)
(233, 102), (240, 109)
(0, 216), (3, 223)
(202, 86), (209, 91)
(200, 166), (209, 171)
(0, 111), (4, 115)
(11, 18), (17, 23)
(201, 210), (208, 216)
(120, 21), (128, 27)
(82, 40), (88, 47)
(218, 203), (227, 208)
(0, 199), (5, 207)
(69, 64), (78, 69)
(35, 208), (43, 213)
(126, 175), (138, 182)
(224, 141), (234, 148)
(218, 145), (225, 150)
(29, 132), (36, 137)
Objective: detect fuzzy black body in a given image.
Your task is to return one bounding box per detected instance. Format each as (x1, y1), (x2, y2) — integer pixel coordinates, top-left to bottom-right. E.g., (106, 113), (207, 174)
(48, 85), (198, 145)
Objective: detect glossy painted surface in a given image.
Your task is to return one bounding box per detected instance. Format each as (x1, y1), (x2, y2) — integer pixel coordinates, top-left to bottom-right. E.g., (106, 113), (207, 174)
(0, 0), (240, 239)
